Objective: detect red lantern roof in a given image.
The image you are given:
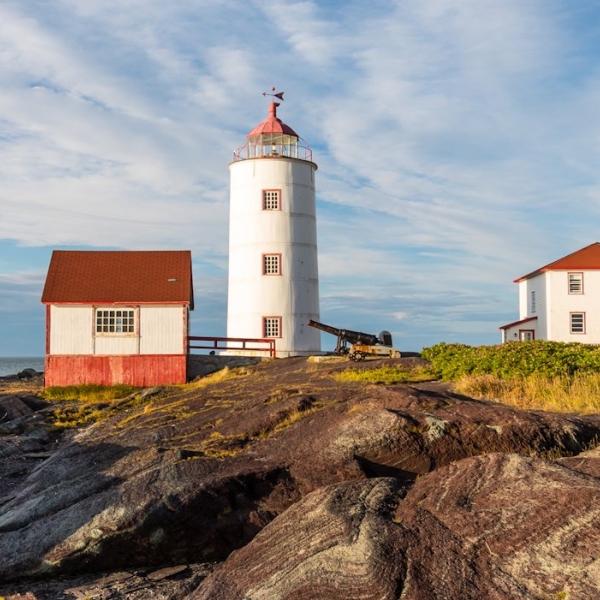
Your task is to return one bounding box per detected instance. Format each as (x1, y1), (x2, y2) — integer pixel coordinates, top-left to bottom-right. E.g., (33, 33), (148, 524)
(247, 102), (298, 138)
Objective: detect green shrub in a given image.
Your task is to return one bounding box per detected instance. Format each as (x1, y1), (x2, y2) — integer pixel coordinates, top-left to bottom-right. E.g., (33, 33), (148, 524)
(421, 341), (600, 381)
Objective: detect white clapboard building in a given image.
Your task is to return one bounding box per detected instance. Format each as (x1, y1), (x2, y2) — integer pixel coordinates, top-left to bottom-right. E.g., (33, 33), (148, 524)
(42, 250), (194, 386)
(500, 242), (600, 343)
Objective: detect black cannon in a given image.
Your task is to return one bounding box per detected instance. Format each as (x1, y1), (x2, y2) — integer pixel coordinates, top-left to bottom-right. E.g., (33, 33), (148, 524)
(307, 319), (400, 361)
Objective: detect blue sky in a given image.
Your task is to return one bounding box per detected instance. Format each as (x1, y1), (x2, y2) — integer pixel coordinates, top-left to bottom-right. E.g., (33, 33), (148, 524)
(2, 0), (600, 355)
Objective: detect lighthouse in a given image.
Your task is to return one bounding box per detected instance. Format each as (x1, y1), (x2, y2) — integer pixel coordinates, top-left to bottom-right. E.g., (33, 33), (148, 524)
(226, 91), (321, 357)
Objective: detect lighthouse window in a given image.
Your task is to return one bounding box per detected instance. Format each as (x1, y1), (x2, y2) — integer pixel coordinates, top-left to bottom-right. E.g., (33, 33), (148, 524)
(263, 254), (281, 275)
(263, 190), (281, 210)
(263, 316), (282, 338)
(95, 308), (136, 334)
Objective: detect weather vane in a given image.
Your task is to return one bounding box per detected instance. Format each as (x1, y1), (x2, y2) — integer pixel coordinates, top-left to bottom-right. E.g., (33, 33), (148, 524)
(263, 87), (284, 102)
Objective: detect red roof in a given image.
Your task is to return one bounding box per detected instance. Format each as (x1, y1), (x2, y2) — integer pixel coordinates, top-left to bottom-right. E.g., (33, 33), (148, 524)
(515, 242), (600, 282)
(247, 102), (298, 138)
(42, 250), (194, 307)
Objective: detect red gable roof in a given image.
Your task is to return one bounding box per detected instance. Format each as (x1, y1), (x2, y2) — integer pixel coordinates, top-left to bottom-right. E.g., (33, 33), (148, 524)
(42, 250), (194, 308)
(515, 242), (600, 282)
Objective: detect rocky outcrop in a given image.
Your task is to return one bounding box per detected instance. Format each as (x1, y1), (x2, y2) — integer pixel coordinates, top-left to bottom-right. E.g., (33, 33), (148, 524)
(191, 453), (600, 599)
(1, 563), (215, 599)
(1, 357), (600, 596)
(189, 478), (407, 600)
(0, 393), (56, 500)
(187, 355), (264, 380)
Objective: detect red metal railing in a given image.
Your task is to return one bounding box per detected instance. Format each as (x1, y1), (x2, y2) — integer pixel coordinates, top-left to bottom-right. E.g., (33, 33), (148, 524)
(187, 336), (276, 358)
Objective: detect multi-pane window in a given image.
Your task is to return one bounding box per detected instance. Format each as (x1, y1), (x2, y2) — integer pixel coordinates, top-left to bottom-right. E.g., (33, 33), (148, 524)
(570, 312), (585, 334)
(569, 273), (583, 294)
(531, 291), (536, 314)
(263, 190), (280, 210)
(263, 316), (282, 338)
(95, 309), (136, 334)
(263, 254), (281, 275)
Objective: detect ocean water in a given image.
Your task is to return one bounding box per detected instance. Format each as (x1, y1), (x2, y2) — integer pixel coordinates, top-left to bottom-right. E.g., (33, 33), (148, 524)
(0, 357), (45, 377)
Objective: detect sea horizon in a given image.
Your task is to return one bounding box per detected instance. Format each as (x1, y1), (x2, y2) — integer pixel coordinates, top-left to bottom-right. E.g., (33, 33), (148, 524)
(0, 357), (45, 377)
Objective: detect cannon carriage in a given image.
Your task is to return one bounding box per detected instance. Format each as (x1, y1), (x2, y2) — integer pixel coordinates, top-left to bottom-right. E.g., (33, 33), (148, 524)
(307, 320), (401, 361)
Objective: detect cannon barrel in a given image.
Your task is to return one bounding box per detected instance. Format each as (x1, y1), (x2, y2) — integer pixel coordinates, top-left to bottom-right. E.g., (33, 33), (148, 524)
(307, 320), (379, 346)
(307, 319), (342, 337)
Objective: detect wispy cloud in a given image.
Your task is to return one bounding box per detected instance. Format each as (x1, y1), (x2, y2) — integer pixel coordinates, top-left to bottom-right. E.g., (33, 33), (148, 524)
(1, 0), (600, 353)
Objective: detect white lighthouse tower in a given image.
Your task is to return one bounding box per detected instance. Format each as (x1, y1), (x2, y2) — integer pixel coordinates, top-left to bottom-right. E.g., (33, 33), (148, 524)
(226, 91), (321, 357)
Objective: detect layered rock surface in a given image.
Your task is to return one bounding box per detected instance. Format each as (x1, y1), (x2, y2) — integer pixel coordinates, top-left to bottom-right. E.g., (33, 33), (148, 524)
(192, 453), (600, 599)
(1, 358), (600, 598)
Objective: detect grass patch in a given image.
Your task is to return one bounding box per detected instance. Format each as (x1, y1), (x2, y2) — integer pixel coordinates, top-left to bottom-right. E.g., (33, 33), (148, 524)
(454, 373), (600, 415)
(181, 366), (254, 389)
(44, 384), (138, 402)
(272, 406), (318, 432)
(46, 384), (144, 429)
(51, 404), (111, 430)
(347, 402), (377, 414)
(182, 432), (251, 459)
(334, 366), (432, 385)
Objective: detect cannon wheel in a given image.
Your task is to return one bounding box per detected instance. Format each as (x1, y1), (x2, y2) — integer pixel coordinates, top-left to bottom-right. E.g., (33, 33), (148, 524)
(349, 351), (364, 362)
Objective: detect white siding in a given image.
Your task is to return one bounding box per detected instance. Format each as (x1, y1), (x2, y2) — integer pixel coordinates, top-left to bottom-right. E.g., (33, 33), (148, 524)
(49, 305), (93, 355)
(94, 336), (139, 355)
(502, 322), (538, 342)
(227, 157), (320, 356)
(521, 274), (548, 339)
(50, 304), (187, 356)
(547, 270), (600, 343)
(140, 306), (185, 354)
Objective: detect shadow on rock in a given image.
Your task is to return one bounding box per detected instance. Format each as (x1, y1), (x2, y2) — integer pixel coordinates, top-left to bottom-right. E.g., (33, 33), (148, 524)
(0, 440), (135, 580)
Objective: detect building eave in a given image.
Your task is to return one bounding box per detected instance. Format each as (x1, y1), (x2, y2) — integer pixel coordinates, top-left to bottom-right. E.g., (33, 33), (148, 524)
(499, 316), (538, 330)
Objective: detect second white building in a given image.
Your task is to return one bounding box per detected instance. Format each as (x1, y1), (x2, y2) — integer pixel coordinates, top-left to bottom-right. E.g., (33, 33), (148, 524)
(500, 242), (600, 343)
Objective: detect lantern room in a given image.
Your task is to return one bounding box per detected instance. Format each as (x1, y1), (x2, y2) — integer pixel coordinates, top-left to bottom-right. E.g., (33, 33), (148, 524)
(233, 100), (313, 162)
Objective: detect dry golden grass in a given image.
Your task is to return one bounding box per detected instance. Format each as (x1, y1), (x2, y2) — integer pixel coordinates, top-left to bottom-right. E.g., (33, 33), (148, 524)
(272, 406), (318, 432)
(454, 373), (600, 414)
(44, 383), (139, 402)
(181, 366), (255, 390)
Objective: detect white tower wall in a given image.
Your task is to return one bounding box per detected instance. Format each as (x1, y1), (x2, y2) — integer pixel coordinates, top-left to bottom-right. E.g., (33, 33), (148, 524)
(227, 156), (320, 356)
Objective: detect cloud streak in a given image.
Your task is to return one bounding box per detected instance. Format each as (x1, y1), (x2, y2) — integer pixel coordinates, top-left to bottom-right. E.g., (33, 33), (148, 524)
(1, 0), (600, 353)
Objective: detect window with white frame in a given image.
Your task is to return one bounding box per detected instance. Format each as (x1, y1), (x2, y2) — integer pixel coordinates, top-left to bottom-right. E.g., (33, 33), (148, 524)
(263, 189), (280, 210)
(263, 253), (281, 275)
(569, 272), (583, 294)
(95, 308), (136, 334)
(570, 312), (585, 334)
(531, 291), (536, 314)
(263, 316), (282, 338)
